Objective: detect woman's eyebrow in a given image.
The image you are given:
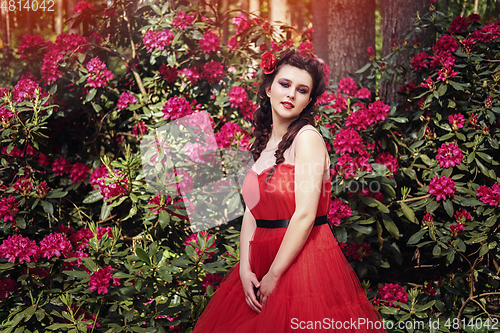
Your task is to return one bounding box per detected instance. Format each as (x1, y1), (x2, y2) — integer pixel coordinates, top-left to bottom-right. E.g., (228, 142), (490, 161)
(278, 78), (310, 89)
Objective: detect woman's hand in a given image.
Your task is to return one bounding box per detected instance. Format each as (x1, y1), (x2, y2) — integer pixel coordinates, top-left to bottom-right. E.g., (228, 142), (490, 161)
(256, 271), (279, 306)
(240, 268), (262, 313)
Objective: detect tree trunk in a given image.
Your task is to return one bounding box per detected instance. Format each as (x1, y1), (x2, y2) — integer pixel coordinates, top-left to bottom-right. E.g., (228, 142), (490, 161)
(221, 0), (229, 45)
(379, 0), (428, 105)
(56, 0), (63, 35)
(269, 0), (290, 26)
(67, 0), (80, 33)
(474, 0), (479, 13)
(240, 0), (249, 12)
(249, 0), (260, 14)
(312, 0), (329, 66)
(496, 0), (500, 17)
(1, 7), (9, 46)
(327, 0), (376, 82)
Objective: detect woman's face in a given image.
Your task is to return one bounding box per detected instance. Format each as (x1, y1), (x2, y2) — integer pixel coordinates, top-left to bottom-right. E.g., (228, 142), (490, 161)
(266, 64), (313, 123)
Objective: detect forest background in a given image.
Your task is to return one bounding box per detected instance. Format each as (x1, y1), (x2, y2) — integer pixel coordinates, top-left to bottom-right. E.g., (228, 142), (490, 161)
(0, 0), (500, 332)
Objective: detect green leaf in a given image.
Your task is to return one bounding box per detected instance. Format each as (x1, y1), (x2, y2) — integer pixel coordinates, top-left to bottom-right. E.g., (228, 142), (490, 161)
(420, 154), (433, 167)
(334, 227), (347, 243)
(63, 270), (90, 279)
(390, 117), (408, 123)
(448, 80), (464, 91)
(400, 202), (416, 223)
(382, 214), (399, 238)
(41, 201), (54, 215)
(46, 189), (68, 199)
(100, 202), (112, 221)
(456, 132), (466, 141)
(437, 83), (447, 96)
(86, 88), (97, 102)
(416, 300), (436, 312)
(355, 63), (371, 74)
(467, 151), (475, 164)
(476, 151), (493, 164)
(158, 210), (170, 229)
(135, 247), (151, 265)
(443, 199), (454, 217)
(479, 243), (489, 257)
(351, 224), (372, 234)
(408, 229), (427, 245)
(83, 191), (104, 204)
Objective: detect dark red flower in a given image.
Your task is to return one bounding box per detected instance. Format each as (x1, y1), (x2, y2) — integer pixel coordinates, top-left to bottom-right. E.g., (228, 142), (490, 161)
(260, 51), (277, 75)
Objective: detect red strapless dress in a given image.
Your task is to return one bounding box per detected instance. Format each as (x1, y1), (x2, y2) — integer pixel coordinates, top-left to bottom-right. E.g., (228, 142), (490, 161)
(192, 163), (386, 332)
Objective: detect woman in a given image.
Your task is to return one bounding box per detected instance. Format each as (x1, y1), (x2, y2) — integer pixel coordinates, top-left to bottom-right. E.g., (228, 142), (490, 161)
(192, 49), (386, 332)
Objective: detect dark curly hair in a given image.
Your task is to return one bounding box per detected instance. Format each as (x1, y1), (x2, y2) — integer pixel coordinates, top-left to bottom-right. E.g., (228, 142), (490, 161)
(249, 49), (327, 184)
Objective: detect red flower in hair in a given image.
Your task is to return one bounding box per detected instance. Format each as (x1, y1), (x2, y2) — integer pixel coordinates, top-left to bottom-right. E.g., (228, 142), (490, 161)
(260, 51), (277, 74)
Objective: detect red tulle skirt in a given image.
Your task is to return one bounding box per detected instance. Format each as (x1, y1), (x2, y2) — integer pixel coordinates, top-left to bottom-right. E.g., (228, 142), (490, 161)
(192, 224), (386, 332)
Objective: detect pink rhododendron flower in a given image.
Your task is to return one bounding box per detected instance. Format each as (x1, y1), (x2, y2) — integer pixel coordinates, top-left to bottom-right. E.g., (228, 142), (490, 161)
(467, 13), (481, 22)
(132, 121), (147, 136)
(215, 122), (250, 149)
(476, 183), (500, 207)
(423, 212), (434, 226)
(298, 42), (315, 58)
(89, 266), (118, 294)
(199, 31), (220, 54)
(411, 51), (428, 70)
(162, 96), (193, 121)
(158, 65), (178, 83)
(448, 113), (465, 131)
(148, 194), (173, 215)
(327, 198), (352, 226)
(179, 67), (200, 84)
(143, 29), (174, 52)
(0, 234), (39, 263)
(0, 276), (16, 299)
(374, 151), (398, 177)
(366, 46), (376, 61)
(96, 226), (114, 240)
(471, 22), (500, 43)
(69, 228), (94, 250)
(74, 0), (93, 14)
(13, 176), (33, 196)
(0, 195), (19, 222)
(12, 79), (42, 103)
(40, 232), (72, 258)
(344, 242), (373, 261)
(70, 162), (90, 183)
(332, 128), (364, 155)
(337, 77), (358, 96)
(433, 35), (458, 54)
(228, 86), (248, 109)
(86, 57), (114, 88)
(17, 34), (47, 61)
(232, 14), (251, 35)
(200, 61), (225, 83)
(436, 142), (462, 168)
(90, 164), (129, 201)
(421, 77), (435, 90)
(375, 283), (408, 308)
(355, 87), (371, 99)
(36, 181), (50, 199)
(202, 273), (223, 294)
(52, 157), (71, 176)
(449, 16), (468, 34)
(428, 175), (456, 201)
(117, 92), (137, 110)
(454, 208), (471, 223)
(449, 223), (465, 237)
(172, 11), (195, 30)
(437, 65), (458, 81)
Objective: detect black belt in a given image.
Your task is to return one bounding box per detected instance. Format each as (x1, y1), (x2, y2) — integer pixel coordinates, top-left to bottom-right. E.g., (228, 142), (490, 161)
(256, 215), (328, 228)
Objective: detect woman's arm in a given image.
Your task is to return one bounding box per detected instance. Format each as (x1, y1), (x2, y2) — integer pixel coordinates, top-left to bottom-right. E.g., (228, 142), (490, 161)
(257, 130), (326, 305)
(239, 205), (262, 312)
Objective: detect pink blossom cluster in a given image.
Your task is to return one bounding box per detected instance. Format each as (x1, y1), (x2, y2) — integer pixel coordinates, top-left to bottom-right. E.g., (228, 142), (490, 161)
(0, 234), (39, 263)
(143, 29), (175, 52)
(373, 283), (408, 308)
(12, 79), (42, 103)
(201, 273), (223, 295)
(437, 65), (458, 81)
(199, 61), (225, 83)
(132, 121), (147, 136)
(298, 42), (315, 58)
(17, 34), (47, 61)
(52, 157), (71, 176)
(0, 106), (14, 126)
(117, 92), (138, 110)
(337, 77), (358, 96)
(423, 212), (434, 226)
(454, 208), (471, 223)
(89, 266), (120, 294)
(179, 67), (200, 84)
(214, 122), (250, 149)
(184, 230), (216, 259)
(0, 276), (16, 299)
(327, 198), (352, 226)
(86, 57), (114, 88)
(436, 142), (462, 168)
(449, 16), (469, 34)
(448, 113), (465, 130)
(13, 177), (32, 196)
(449, 223), (465, 237)
(428, 175), (456, 201)
(40, 232), (72, 258)
(345, 100), (391, 130)
(90, 164), (130, 201)
(374, 151), (399, 177)
(148, 194), (173, 215)
(162, 96), (194, 121)
(74, 0), (93, 14)
(228, 86), (248, 109)
(343, 242), (372, 261)
(36, 181), (50, 199)
(173, 11), (195, 30)
(159, 65), (178, 83)
(70, 162), (90, 183)
(332, 128), (365, 155)
(199, 31), (220, 54)
(366, 46), (376, 61)
(476, 183), (500, 207)
(232, 14), (251, 35)
(471, 21), (500, 43)
(411, 51), (429, 70)
(335, 154), (372, 179)
(0, 195), (19, 223)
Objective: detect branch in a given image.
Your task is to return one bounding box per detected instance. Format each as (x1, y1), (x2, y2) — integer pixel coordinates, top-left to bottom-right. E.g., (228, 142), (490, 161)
(122, 4), (147, 95)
